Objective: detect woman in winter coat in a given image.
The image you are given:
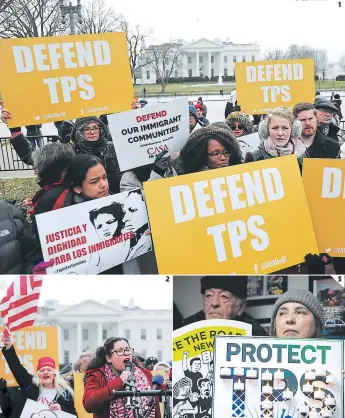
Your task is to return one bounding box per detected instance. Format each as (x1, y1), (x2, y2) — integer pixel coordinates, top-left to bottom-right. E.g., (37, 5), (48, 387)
(83, 337), (161, 418)
(1, 335), (77, 417)
(225, 111), (255, 139)
(245, 107), (306, 162)
(175, 125), (242, 174)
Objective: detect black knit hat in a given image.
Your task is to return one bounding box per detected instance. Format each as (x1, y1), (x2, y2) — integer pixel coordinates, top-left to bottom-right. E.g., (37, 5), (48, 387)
(200, 276), (248, 299)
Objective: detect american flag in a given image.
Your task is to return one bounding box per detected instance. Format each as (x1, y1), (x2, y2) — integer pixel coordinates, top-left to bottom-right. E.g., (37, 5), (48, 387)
(0, 276), (43, 333)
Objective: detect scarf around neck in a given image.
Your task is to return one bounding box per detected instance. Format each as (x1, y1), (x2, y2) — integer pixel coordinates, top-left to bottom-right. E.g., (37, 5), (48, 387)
(104, 363), (156, 418)
(263, 136), (306, 158)
(72, 117), (109, 156)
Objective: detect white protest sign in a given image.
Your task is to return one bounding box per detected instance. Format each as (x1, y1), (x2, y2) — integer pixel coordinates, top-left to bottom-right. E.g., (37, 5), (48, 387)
(20, 399), (76, 418)
(35, 189), (151, 274)
(108, 97), (189, 172)
(213, 336), (343, 418)
(237, 132), (261, 158)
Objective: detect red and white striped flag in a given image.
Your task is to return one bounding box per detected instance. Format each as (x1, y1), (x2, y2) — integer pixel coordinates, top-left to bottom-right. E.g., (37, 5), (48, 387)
(0, 275), (43, 334)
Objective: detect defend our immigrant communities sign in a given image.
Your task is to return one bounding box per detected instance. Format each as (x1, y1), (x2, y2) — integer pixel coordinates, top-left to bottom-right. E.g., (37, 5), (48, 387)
(235, 58), (315, 115)
(108, 98), (189, 172)
(173, 320), (252, 418)
(35, 189), (151, 275)
(303, 158), (345, 258)
(0, 32), (134, 127)
(144, 155), (318, 274)
(21, 399), (77, 417)
(213, 336), (343, 418)
(0, 326), (58, 387)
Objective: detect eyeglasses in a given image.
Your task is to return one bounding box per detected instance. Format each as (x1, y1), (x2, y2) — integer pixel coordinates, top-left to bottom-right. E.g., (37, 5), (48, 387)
(110, 347), (134, 356)
(207, 151), (231, 159)
(83, 125), (101, 133)
(229, 124), (244, 130)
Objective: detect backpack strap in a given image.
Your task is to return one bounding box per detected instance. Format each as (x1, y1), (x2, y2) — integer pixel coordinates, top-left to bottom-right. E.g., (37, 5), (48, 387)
(52, 188), (70, 210)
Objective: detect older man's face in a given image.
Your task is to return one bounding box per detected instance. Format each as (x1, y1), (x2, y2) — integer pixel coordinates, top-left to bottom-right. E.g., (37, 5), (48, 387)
(203, 288), (245, 320)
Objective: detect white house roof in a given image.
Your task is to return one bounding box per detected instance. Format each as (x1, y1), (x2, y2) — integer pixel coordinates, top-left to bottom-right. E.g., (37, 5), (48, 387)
(55, 299), (124, 317)
(183, 38), (224, 50)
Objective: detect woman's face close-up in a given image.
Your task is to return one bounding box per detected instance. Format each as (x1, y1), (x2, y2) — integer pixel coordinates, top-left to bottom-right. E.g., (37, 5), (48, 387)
(229, 121), (244, 138)
(107, 339), (133, 372)
(37, 366), (55, 386)
(83, 122), (101, 142)
(268, 117), (291, 147)
(94, 213), (119, 240)
(75, 163), (109, 200)
(275, 302), (317, 338)
(206, 139), (231, 169)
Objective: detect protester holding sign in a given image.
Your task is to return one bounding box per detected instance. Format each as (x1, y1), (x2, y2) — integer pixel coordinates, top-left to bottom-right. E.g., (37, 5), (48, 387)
(175, 126), (242, 175)
(269, 289), (325, 338)
(245, 107), (306, 162)
(1, 335), (77, 417)
(83, 337), (161, 418)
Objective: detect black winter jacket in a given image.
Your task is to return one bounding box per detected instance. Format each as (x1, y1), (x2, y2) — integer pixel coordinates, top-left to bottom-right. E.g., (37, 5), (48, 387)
(2, 346), (77, 418)
(0, 201), (42, 274)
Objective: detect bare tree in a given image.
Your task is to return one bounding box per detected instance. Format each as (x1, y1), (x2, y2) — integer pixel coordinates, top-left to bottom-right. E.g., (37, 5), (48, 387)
(146, 42), (182, 93)
(0, 0), (66, 38)
(76, 0), (122, 34)
(262, 48), (286, 60)
(0, 0), (13, 14)
(285, 44), (328, 76)
(120, 19), (153, 84)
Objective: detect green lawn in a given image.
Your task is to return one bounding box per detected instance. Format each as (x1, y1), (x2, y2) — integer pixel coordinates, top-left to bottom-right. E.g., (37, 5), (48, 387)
(0, 177), (38, 202)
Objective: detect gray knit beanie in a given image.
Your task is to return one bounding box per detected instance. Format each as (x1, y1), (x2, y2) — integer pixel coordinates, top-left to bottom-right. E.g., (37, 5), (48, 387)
(270, 290), (325, 336)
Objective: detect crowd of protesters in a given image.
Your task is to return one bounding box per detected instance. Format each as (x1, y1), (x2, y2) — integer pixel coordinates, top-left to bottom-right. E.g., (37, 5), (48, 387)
(0, 90), (344, 275)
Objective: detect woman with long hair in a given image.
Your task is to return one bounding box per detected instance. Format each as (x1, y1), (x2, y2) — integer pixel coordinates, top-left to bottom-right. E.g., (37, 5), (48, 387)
(1, 335), (76, 417)
(83, 337), (161, 418)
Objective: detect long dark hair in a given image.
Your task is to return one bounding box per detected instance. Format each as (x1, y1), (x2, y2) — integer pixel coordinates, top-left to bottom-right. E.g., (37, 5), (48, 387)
(180, 126), (243, 174)
(89, 202), (124, 237)
(64, 154), (105, 189)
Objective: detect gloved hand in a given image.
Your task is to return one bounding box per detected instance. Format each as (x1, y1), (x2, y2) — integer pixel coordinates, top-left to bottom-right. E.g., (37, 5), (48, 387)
(0, 378), (8, 393)
(32, 260), (55, 274)
(304, 253), (325, 274)
(152, 150), (171, 177)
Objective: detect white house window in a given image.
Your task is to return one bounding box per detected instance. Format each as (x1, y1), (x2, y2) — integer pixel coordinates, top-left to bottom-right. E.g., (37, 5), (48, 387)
(141, 349), (146, 358)
(157, 329), (162, 340)
(211, 68), (215, 77)
(141, 329), (147, 340)
(146, 70), (150, 80)
(157, 350), (163, 361)
(199, 56), (203, 64)
(189, 69), (192, 77)
(82, 329), (88, 341)
(224, 68), (228, 77)
(102, 329), (107, 340)
(188, 56), (191, 64)
(252, 55), (255, 61)
(125, 329), (131, 339)
(211, 56), (214, 64)
(242, 56), (246, 62)
(224, 56), (228, 63)
(233, 56), (237, 62)
(63, 329), (69, 341)
(64, 351), (69, 364)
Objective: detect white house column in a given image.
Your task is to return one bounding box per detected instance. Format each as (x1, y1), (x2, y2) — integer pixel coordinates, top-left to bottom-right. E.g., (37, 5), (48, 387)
(97, 322), (103, 346)
(184, 54), (188, 77)
(195, 52), (200, 77)
(219, 52), (223, 76)
(57, 325), (62, 365)
(77, 322), (82, 355)
(208, 52), (212, 78)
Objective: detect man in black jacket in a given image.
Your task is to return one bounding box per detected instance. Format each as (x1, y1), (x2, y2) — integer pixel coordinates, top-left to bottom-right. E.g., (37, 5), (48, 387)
(314, 99), (340, 141)
(293, 102), (340, 160)
(182, 276), (268, 336)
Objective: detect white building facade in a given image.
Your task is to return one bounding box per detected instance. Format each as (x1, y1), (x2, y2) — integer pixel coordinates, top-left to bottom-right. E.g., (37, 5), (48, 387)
(138, 38), (261, 84)
(33, 299), (172, 366)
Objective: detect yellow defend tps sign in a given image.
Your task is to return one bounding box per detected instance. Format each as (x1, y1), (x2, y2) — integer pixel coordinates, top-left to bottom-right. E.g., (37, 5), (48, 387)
(303, 158), (345, 258)
(235, 58), (315, 114)
(0, 32), (134, 127)
(144, 155), (318, 274)
(0, 326), (58, 387)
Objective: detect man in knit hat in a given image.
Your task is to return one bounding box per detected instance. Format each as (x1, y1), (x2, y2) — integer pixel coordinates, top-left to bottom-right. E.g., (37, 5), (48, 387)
(314, 99), (340, 141)
(183, 276), (268, 336)
(194, 104), (210, 126)
(270, 289), (325, 338)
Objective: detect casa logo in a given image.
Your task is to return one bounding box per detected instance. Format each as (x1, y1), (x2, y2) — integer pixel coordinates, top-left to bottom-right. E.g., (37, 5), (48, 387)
(147, 144), (169, 158)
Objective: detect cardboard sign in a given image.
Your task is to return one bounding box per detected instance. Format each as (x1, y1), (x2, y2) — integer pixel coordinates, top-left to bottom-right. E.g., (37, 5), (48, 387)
(235, 59), (315, 114)
(21, 399), (76, 417)
(144, 155), (318, 274)
(109, 98), (189, 171)
(74, 373), (92, 418)
(303, 159), (345, 257)
(0, 33), (134, 127)
(0, 327), (58, 387)
(213, 336), (343, 418)
(35, 190), (151, 274)
(173, 320), (252, 418)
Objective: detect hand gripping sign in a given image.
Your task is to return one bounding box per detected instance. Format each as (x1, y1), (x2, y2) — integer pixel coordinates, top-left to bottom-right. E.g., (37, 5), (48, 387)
(20, 399), (76, 418)
(144, 155), (318, 274)
(213, 336), (343, 418)
(0, 32), (134, 127)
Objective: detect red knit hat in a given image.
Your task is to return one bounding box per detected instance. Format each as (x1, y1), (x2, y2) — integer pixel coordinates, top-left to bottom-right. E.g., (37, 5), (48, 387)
(194, 104), (203, 110)
(37, 357), (56, 370)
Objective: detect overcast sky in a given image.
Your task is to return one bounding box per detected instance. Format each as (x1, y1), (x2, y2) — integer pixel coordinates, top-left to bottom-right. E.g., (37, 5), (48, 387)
(111, 0), (344, 62)
(0, 276), (172, 309)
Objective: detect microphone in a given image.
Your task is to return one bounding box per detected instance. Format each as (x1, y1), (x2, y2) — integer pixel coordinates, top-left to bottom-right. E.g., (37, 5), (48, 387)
(124, 361), (135, 390)
(147, 374), (164, 407)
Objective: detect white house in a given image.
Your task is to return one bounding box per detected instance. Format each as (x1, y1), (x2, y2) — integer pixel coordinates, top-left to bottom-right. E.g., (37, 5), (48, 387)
(31, 299), (172, 365)
(137, 38), (261, 84)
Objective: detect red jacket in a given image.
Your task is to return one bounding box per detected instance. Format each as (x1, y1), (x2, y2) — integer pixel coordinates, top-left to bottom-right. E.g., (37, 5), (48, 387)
(83, 367), (161, 418)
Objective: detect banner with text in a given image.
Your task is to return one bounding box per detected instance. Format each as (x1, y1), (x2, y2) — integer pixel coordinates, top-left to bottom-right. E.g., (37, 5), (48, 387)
(235, 58), (315, 114)
(213, 336), (343, 418)
(0, 32), (134, 127)
(144, 155), (318, 274)
(0, 327), (58, 387)
(36, 190), (151, 275)
(173, 320), (252, 418)
(303, 158), (345, 257)
(109, 98), (189, 171)
(74, 372), (92, 418)
(21, 399), (76, 418)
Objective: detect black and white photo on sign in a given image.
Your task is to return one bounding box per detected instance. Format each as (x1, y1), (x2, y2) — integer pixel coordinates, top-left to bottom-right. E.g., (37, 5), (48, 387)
(35, 189), (151, 275)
